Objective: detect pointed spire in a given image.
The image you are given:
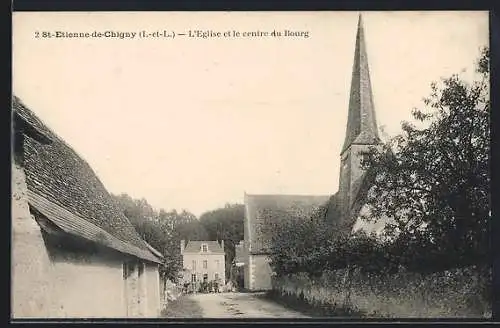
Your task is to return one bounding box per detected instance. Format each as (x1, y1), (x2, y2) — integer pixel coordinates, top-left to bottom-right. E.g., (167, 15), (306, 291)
(341, 14), (380, 154)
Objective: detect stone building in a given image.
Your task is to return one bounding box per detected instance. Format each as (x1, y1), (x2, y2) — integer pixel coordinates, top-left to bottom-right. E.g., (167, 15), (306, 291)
(243, 15), (388, 291)
(11, 96), (164, 318)
(181, 240), (226, 287)
(233, 240), (245, 267)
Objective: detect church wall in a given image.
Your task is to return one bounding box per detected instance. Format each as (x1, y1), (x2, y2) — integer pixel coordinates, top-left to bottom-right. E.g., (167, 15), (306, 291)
(248, 254), (273, 291)
(244, 251), (251, 290)
(348, 144), (368, 190)
(348, 144), (382, 191)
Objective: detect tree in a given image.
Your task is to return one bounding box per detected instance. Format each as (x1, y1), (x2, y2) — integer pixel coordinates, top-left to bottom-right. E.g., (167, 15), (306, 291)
(359, 47), (490, 271)
(199, 204), (245, 280)
(111, 193), (195, 282)
(175, 210), (209, 241)
(266, 204), (334, 277)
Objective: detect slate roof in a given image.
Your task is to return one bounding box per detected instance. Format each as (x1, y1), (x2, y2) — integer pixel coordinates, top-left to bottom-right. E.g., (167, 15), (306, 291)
(183, 240), (225, 254)
(244, 194), (331, 254)
(341, 14), (381, 154)
(13, 96), (161, 263)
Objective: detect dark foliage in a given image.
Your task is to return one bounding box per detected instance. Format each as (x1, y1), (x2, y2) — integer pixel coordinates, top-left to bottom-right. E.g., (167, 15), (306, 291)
(199, 204), (245, 280)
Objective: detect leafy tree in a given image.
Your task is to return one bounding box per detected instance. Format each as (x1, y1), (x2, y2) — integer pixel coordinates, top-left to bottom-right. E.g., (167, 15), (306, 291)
(266, 204), (333, 276)
(359, 47), (490, 271)
(111, 193), (207, 282)
(266, 47), (490, 278)
(199, 203), (245, 279)
(175, 210), (209, 241)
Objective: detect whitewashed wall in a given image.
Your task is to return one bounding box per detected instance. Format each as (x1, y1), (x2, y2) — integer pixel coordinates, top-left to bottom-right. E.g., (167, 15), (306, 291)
(12, 162), (162, 318)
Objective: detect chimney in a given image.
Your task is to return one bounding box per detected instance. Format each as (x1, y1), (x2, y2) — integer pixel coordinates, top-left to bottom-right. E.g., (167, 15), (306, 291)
(221, 240), (224, 251)
(180, 240), (185, 254)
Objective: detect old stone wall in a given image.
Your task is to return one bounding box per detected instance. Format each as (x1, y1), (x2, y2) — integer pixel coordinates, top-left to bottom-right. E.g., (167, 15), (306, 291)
(272, 267), (491, 318)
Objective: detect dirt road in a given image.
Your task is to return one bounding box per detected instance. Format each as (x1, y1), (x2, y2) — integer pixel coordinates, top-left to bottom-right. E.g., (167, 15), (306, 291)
(186, 292), (310, 318)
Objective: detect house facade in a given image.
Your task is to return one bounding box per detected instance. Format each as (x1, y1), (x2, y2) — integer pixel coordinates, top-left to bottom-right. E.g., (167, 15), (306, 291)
(243, 15), (388, 291)
(11, 96), (164, 318)
(181, 240), (226, 287)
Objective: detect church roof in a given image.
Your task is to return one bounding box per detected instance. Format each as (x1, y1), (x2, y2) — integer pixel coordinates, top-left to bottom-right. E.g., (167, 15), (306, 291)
(183, 240), (225, 254)
(244, 194), (331, 254)
(341, 14), (381, 154)
(13, 96), (161, 263)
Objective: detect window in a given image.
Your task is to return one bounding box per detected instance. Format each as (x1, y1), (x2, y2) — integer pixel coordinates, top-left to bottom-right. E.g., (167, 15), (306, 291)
(203, 260), (208, 269)
(192, 260), (196, 271)
(203, 273), (208, 282)
(191, 274), (196, 283)
(215, 273), (219, 281)
(215, 260), (219, 269)
(202, 244), (208, 252)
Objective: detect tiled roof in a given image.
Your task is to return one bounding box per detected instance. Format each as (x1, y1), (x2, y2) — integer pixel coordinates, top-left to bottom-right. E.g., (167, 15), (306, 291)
(13, 96), (53, 144)
(13, 96), (160, 263)
(183, 240), (225, 254)
(145, 242), (165, 260)
(29, 191), (160, 263)
(244, 194), (331, 254)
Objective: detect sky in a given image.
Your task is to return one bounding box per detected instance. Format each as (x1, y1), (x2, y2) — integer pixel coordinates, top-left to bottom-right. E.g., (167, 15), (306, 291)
(12, 11), (489, 216)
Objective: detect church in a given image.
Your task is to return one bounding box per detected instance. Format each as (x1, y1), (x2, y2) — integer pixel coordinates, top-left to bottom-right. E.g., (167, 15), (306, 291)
(243, 15), (388, 291)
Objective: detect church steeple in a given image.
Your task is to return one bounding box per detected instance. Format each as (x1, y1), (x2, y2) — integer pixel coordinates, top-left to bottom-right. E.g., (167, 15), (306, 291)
(341, 14), (380, 155)
(337, 14), (383, 219)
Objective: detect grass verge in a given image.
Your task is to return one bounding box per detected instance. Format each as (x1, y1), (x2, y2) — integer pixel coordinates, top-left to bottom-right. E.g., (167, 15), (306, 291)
(259, 289), (365, 318)
(161, 294), (204, 318)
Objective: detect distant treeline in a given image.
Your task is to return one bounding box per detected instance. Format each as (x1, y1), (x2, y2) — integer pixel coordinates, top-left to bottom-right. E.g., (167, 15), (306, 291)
(111, 193), (244, 282)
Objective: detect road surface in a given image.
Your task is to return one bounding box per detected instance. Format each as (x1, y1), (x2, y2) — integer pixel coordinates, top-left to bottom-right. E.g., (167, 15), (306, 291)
(188, 292), (310, 318)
